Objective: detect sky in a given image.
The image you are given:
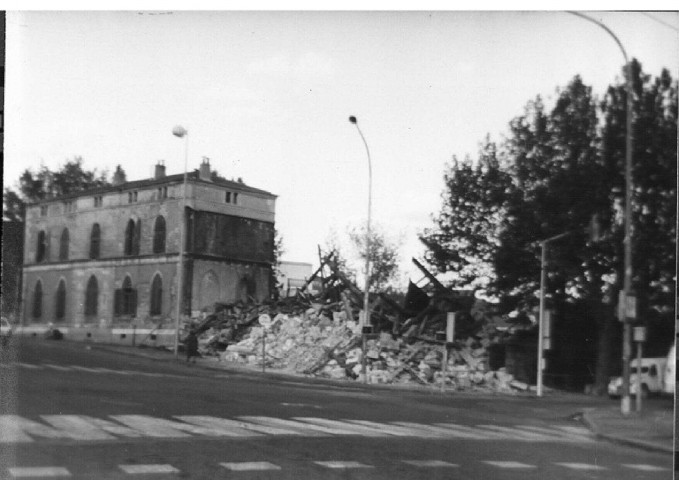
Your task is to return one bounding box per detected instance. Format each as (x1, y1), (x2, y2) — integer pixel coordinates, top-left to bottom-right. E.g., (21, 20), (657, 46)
(4, 9), (679, 286)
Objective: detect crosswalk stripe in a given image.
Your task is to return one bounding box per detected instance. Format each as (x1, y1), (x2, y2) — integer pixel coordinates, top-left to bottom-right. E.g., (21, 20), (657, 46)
(477, 425), (561, 441)
(237, 416), (335, 436)
(393, 422), (488, 439)
(174, 416), (265, 437)
(514, 424), (592, 442)
(220, 462), (281, 471)
(484, 461), (537, 469)
(314, 461), (373, 469)
(344, 420), (438, 437)
(185, 416), (307, 436)
(118, 464), (180, 474)
(434, 423), (504, 439)
(555, 462), (607, 471)
(292, 417), (389, 437)
(403, 460), (459, 468)
(40, 416), (117, 441)
(68, 366), (102, 373)
(7, 466), (71, 477)
(622, 464), (670, 472)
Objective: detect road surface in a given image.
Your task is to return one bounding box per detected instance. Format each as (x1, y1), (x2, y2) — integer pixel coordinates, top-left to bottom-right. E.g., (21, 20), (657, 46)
(0, 338), (672, 479)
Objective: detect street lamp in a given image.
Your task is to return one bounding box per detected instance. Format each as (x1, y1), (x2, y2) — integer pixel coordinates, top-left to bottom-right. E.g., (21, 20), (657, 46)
(349, 115), (373, 383)
(172, 125), (189, 359)
(568, 11), (635, 415)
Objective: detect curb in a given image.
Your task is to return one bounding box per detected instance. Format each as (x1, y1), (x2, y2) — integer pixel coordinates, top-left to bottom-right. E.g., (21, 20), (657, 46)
(580, 408), (673, 454)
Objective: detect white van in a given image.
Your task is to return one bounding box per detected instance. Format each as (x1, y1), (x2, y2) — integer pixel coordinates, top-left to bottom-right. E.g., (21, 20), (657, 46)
(608, 357), (668, 398)
(663, 342), (675, 395)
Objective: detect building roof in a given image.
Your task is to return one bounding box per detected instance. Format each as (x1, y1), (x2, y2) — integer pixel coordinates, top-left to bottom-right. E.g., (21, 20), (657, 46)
(27, 170), (277, 206)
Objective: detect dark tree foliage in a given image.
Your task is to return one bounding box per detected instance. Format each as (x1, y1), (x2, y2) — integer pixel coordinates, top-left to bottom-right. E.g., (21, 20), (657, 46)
(3, 157), (111, 221)
(422, 62), (676, 392)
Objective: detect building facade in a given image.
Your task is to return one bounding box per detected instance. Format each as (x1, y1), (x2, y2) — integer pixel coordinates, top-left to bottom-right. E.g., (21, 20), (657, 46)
(21, 160), (276, 328)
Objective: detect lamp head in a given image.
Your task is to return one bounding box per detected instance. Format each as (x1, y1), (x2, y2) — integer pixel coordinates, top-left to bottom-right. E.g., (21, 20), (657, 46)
(172, 125), (188, 138)
(348, 116), (357, 124)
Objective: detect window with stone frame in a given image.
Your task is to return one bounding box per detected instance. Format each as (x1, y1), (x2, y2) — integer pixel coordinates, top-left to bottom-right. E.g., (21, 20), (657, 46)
(114, 276), (137, 317)
(153, 216), (166, 254)
(55, 280), (66, 321)
(89, 223), (101, 259)
(59, 228), (70, 261)
(84, 275), (98, 317)
(36, 230), (48, 263)
(32, 280), (43, 319)
(150, 274), (163, 316)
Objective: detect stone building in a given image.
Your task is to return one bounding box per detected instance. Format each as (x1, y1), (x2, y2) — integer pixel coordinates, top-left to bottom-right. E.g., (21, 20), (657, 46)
(21, 160), (276, 328)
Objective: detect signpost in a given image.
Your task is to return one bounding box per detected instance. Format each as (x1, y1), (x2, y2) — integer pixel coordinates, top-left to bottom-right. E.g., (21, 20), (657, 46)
(258, 314), (272, 373)
(437, 313), (456, 393)
(633, 326), (646, 412)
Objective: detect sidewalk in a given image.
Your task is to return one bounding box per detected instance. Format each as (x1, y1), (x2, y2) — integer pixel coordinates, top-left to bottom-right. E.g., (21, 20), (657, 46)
(93, 342), (675, 453)
(581, 401), (674, 454)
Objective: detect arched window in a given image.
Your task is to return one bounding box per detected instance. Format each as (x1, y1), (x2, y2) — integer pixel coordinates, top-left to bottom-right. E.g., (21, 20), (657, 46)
(134, 219), (142, 255)
(89, 223), (101, 259)
(84, 276), (98, 317)
(150, 274), (163, 316)
(55, 280), (66, 321)
(36, 230), (47, 262)
(59, 228), (70, 261)
(32, 280), (43, 319)
(153, 216), (166, 254)
(114, 275), (137, 317)
(124, 219), (135, 256)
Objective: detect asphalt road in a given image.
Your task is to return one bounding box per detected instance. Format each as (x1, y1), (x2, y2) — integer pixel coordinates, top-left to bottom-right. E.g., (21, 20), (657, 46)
(0, 338), (672, 479)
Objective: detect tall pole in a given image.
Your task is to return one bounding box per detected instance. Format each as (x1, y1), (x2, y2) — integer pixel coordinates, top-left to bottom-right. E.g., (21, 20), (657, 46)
(568, 11), (634, 415)
(172, 125), (189, 358)
(349, 115), (372, 384)
(538, 231), (572, 397)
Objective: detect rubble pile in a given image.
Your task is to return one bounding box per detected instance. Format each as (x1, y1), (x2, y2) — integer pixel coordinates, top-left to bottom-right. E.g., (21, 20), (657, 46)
(189, 251), (523, 393)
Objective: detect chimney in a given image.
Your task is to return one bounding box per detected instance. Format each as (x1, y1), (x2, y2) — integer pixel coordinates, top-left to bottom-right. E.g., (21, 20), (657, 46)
(154, 161), (166, 179)
(199, 157), (211, 181)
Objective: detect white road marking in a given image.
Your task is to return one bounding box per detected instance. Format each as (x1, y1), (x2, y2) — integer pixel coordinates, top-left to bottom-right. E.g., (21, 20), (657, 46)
(220, 462), (281, 471)
(237, 416), (332, 436)
(174, 416), (265, 437)
(42, 364), (72, 371)
(484, 461), (537, 469)
(314, 461), (374, 469)
(514, 424), (594, 442)
(118, 464), (180, 474)
(40, 416), (117, 441)
(555, 462), (607, 471)
(393, 422), (486, 439)
(345, 420), (436, 437)
(18, 363), (41, 369)
(177, 416), (300, 436)
(622, 464), (670, 472)
(68, 366), (103, 373)
(403, 460), (459, 468)
(292, 417), (389, 437)
(477, 425), (562, 441)
(8, 467), (71, 477)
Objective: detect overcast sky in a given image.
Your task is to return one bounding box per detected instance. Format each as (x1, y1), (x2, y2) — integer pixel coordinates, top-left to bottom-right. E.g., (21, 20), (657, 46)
(4, 10), (678, 284)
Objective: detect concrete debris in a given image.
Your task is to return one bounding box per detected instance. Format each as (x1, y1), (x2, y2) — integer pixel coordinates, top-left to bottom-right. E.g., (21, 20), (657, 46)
(185, 250), (517, 393)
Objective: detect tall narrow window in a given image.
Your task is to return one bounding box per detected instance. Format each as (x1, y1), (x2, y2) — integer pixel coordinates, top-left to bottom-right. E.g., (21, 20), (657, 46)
(115, 276), (137, 317)
(124, 219), (135, 256)
(84, 276), (98, 317)
(32, 281), (43, 319)
(150, 274), (163, 316)
(90, 223), (101, 259)
(55, 280), (66, 321)
(153, 216), (166, 253)
(36, 230), (47, 262)
(132, 219), (142, 255)
(59, 228), (70, 261)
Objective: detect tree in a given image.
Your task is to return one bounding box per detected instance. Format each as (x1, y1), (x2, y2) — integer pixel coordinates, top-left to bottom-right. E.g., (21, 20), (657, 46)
(348, 224), (402, 293)
(3, 158), (111, 221)
(420, 137), (510, 296)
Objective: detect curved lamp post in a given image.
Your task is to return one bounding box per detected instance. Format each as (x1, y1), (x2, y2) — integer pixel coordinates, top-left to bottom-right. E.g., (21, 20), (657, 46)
(349, 115), (373, 383)
(568, 11), (635, 414)
(172, 125), (189, 358)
